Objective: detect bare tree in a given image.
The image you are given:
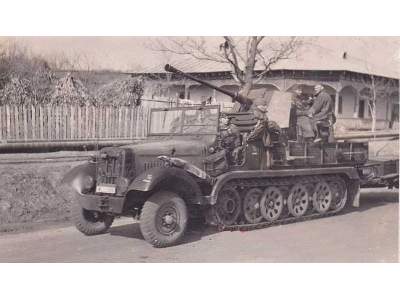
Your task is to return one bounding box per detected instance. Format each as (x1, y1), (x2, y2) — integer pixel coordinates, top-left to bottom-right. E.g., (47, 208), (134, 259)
(355, 38), (399, 132)
(149, 36), (303, 99)
(0, 40), (53, 105)
(361, 74), (397, 132)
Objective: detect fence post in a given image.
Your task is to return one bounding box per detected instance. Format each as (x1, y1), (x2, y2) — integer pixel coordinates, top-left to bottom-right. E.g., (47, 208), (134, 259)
(92, 105), (96, 139)
(39, 105), (44, 140)
(123, 106), (128, 138)
(118, 106), (122, 138)
(111, 106), (115, 138)
(14, 105), (20, 140)
(129, 106), (134, 139)
(22, 105), (28, 141)
(6, 105), (11, 140)
(0, 106), (3, 141)
(84, 103), (90, 138)
(69, 104), (74, 139)
(46, 104), (50, 140)
(63, 104), (66, 140)
(31, 105), (36, 140)
(55, 105), (59, 140)
(78, 104), (83, 139)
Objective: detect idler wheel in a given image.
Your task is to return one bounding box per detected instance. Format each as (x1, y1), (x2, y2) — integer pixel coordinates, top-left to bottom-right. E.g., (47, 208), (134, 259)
(243, 188), (264, 224)
(312, 181), (332, 214)
(288, 183), (309, 217)
(216, 186), (242, 225)
(329, 178), (347, 211)
(260, 186), (284, 222)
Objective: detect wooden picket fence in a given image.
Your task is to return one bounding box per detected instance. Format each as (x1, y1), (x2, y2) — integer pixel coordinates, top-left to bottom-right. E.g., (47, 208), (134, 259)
(0, 100), (170, 142)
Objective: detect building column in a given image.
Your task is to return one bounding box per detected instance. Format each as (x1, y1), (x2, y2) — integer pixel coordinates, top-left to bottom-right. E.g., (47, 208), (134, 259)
(334, 92), (340, 116)
(184, 82), (190, 99)
(353, 90), (360, 118)
(386, 97), (391, 121)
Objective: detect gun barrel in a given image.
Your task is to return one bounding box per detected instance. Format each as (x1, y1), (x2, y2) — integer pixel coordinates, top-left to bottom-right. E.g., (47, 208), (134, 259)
(165, 64), (237, 98)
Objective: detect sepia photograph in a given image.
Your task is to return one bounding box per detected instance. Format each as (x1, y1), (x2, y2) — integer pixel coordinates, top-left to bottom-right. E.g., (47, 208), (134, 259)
(0, 35), (398, 263)
(1, 1), (400, 300)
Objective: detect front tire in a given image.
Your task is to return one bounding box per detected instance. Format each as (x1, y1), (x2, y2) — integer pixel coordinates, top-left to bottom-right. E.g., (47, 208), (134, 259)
(140, 191), (188, 248)
(72, 199), (114, 236)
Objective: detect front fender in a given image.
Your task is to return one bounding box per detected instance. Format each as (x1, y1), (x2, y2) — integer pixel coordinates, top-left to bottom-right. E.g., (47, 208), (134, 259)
(128, 167), (193, 192)
(128, 167), (205, 204)
(62, 162), (96, 185)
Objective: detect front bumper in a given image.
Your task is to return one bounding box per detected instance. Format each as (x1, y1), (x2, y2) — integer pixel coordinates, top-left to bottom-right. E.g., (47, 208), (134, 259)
(62, 185), (125, 214)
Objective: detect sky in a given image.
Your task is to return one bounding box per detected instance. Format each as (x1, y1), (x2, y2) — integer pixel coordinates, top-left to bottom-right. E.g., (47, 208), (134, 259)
(1, 36), (399, 76)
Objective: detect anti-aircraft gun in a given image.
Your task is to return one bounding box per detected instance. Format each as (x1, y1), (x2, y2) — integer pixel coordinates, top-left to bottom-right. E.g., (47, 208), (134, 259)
(165, 64), (254, 112)
(61, 64), (398, 249)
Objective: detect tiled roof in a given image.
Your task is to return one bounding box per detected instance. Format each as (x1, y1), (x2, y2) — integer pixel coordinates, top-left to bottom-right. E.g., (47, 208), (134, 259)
(133, 39), (400, 79)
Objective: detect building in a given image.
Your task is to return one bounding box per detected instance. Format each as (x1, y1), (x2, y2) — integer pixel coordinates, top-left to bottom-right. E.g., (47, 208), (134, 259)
(132, 43), (399, 131)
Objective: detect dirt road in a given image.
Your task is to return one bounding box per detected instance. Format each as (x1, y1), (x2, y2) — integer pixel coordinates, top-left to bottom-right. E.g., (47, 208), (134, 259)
(0, 188), (398, 262)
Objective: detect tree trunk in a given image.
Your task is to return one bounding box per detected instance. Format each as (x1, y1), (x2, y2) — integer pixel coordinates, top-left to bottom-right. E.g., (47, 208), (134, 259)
(372, 112), (377, 132)
(239, 37), (259, 97)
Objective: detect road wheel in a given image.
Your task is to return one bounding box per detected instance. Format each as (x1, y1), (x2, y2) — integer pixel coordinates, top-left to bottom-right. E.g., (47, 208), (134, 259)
(72, 199), (114, 236)
(329, 177), (347, 211)
(260, 186), (284, 222)
(215, 186), (242, 226)
(140, 191), (188, 248)
(287, 183), (309, 218)
(312, 181), (332, 214)
(243, 188), (263, 224)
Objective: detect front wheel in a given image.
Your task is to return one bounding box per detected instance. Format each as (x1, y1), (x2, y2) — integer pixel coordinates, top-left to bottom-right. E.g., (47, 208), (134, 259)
(72, 199), (114, 236)
(140, 191), (188, 248)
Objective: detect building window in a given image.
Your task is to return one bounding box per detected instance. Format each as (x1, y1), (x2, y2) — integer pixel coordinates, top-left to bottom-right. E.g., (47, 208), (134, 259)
(358, 99), (365, 118)
(331, 95), (343, 114)
(178, 91), (185, 99)
(392, 103), (399, 122)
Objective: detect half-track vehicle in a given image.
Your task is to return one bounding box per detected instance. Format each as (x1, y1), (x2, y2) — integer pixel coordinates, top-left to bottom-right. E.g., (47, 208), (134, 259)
(62, 64), (398, 247)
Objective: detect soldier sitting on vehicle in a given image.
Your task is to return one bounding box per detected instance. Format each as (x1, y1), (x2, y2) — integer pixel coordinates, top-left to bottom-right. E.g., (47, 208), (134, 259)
(219, 115), (243, 165)
(307, 84), (336, 143)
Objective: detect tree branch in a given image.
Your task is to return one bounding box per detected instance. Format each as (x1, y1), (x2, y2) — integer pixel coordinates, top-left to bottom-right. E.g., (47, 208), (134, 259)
(148, 37), (227, 63)
(222, 37), (245, 84)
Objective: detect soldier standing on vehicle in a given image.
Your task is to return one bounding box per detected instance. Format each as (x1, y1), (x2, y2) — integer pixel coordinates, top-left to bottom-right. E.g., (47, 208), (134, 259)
(291, 87), (315, 141)
(246, 102), (277, 169)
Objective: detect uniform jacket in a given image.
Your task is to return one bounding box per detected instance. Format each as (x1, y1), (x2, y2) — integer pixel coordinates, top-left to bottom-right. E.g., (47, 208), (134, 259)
(310, 90), (333, 121)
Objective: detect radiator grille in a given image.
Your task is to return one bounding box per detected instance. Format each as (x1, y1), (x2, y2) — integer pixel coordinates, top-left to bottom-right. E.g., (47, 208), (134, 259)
(96, 148), (134, 184)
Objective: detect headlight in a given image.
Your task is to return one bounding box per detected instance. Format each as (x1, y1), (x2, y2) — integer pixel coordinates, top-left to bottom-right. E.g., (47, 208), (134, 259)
(116, 177), (130, 195)
(361, 167), (375, 177)
(208, 147), (215, 154)
(81, 175), (95, 192)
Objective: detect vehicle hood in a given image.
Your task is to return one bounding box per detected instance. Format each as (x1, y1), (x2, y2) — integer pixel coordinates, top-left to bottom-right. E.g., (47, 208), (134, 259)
(121, 137), (213, 157)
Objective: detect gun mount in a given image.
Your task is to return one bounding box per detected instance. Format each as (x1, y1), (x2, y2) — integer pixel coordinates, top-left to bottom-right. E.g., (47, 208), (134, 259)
(164, 64), (253, 111)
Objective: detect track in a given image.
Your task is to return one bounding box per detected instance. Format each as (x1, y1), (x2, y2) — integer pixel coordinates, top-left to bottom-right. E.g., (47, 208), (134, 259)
(214, 174), (350, 232)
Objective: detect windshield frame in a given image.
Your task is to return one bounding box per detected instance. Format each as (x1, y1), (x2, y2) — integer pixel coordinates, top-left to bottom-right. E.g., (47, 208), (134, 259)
(147, 105), (220, 136)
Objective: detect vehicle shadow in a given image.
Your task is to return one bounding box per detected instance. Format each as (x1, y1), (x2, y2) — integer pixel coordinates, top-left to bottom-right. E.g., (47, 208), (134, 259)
(109, 188), (398, 246)
(109, 218), (219, 246)
(345, 188), (398, 214)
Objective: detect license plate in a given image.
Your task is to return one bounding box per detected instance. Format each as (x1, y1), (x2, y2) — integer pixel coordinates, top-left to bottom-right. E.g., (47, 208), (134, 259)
(96, 184), (116, 194)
